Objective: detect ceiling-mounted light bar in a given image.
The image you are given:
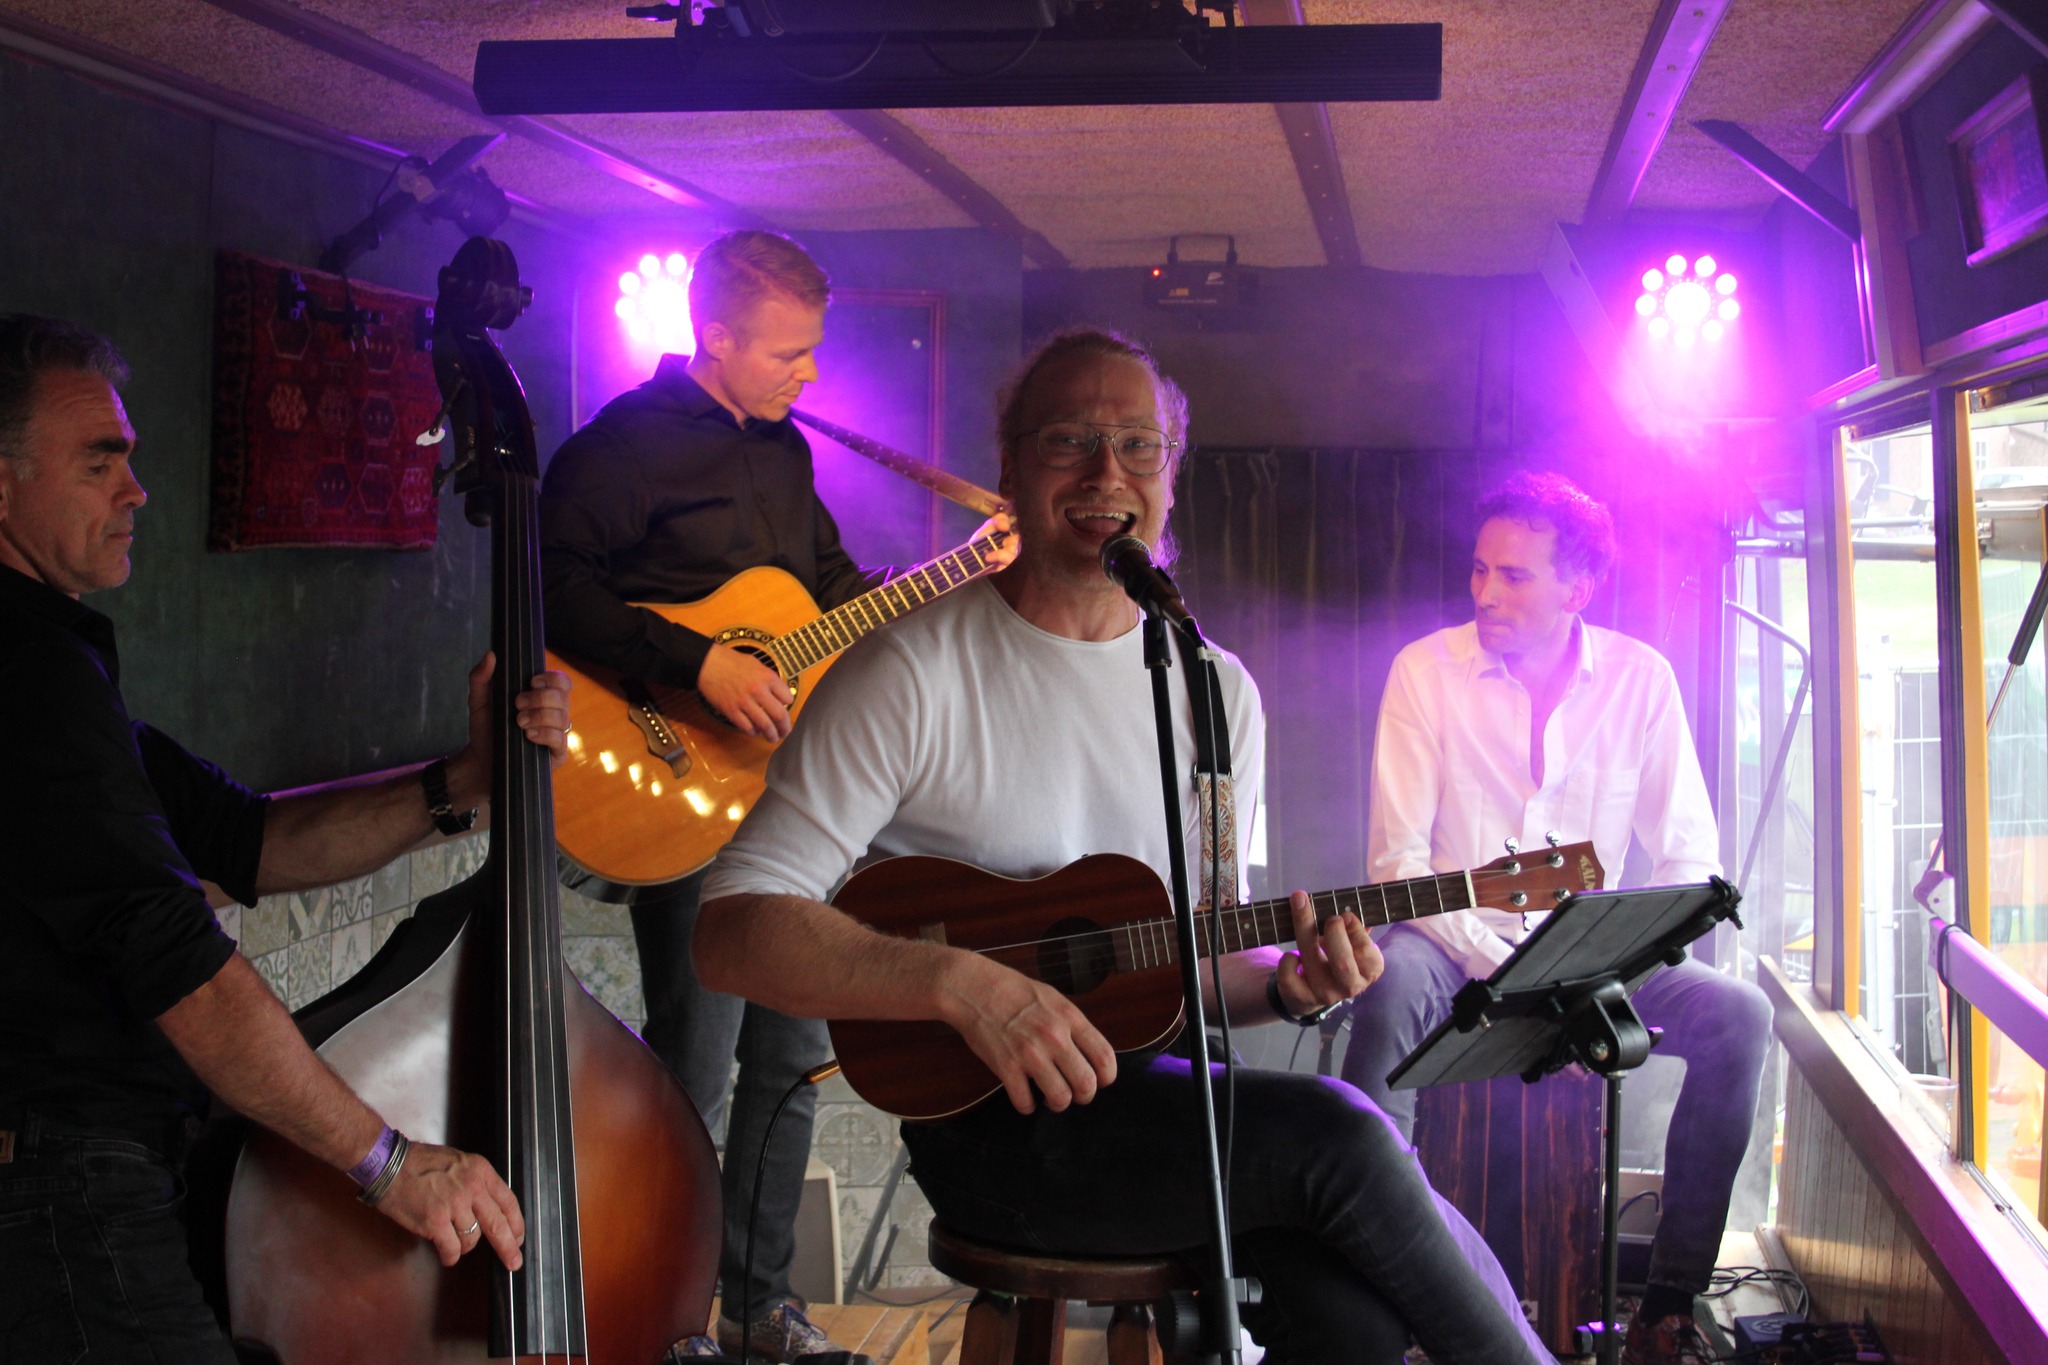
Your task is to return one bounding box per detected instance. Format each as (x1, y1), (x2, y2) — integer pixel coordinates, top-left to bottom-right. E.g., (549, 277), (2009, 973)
(472, 4), (1441, 115)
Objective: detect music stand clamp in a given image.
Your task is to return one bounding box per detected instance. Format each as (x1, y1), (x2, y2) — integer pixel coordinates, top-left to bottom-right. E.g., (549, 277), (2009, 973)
(1389, 877), (1744, 1365)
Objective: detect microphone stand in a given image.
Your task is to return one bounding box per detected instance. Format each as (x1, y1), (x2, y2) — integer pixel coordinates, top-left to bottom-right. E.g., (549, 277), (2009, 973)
(1140, 604), (1244, 1365)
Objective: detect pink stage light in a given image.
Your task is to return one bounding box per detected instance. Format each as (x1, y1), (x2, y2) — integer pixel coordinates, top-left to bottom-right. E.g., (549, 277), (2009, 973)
(1637, 254), (1740, 345)
(617, 251), (695, 356)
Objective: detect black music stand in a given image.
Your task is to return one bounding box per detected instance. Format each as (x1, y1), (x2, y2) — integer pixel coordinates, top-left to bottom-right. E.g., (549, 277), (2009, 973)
(1387, 878), (1743, 1365)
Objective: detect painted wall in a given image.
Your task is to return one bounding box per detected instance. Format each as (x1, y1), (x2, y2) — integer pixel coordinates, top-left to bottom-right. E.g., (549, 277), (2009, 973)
(0, 49), (583, 793)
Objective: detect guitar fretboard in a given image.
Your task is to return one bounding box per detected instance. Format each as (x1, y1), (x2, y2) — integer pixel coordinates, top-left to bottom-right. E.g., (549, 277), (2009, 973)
(771, 534), (1006, 676)
(1114, 871), (1476, 973)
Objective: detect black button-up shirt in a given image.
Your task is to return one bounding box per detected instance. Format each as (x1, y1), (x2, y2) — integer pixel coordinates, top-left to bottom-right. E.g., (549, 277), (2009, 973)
(0, 565), (265, 1131)
(538, 358), (883, 686)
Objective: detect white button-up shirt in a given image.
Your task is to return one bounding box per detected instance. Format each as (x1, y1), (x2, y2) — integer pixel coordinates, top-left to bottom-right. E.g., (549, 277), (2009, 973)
(1367, 619), (1720, 977)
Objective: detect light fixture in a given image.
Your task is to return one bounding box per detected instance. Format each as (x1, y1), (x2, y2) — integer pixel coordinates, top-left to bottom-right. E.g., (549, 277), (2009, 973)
(1636, 255), (1741, 346)
(615, 251), (695, 356)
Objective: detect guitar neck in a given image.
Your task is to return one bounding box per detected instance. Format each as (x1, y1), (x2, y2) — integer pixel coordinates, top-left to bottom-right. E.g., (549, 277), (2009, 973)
(771, 534), (1007, 677)
(791, 408), (1006, 517)
(1112, 870), (1477, 972)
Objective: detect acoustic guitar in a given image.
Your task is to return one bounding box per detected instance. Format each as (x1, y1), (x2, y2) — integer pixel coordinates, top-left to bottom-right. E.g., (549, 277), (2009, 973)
(549, 413), (1007, 887)
(549, 530), (1010, 886)
(826, 841), (1604, 1119)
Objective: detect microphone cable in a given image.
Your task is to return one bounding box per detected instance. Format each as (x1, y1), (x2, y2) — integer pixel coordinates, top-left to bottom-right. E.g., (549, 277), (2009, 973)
(737, 1060), (844, 1365)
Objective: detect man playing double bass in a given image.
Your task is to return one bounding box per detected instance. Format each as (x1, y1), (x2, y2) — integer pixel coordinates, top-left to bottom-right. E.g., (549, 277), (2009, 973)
(0, 314), (571, 1361)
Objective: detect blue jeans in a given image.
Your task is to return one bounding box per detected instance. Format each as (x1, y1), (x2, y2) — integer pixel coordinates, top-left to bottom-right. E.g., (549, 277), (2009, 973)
(1338, 924), (1774, 1296)
(633, 871), (831, 1315)
(0, 1115), (235, 1364)
(901, 1053), (1550, 1365)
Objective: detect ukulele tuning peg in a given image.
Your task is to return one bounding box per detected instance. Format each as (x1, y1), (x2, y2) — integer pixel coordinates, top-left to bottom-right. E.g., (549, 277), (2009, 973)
(1545, 831), (1561, 847)
(1503, 837), (1520, 856)
(1545, 831), (1566, 867)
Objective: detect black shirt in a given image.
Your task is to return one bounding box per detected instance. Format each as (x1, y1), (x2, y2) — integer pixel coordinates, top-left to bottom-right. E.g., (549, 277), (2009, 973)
(538, 358), (883, 686)
(0, 565), (265, 1131)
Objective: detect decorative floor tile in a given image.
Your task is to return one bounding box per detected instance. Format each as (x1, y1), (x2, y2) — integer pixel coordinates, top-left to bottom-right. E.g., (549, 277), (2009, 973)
(330, 919), (375, 988)
(289, 888), (331, 941)
(564, 935), (647, 1025)
(213, 902), (242, 944)
(240, 897), (291, 957)
(282, 937), (332, 1011)
(253, 948), (290, 999)
(813, 1103), (898, 1187)
(409, 844), (451, 899)
(370, 857), (410, 914)
(562, 889), (633, 937)
(332, 875), (375, 926)
(370, 907), (412, 953)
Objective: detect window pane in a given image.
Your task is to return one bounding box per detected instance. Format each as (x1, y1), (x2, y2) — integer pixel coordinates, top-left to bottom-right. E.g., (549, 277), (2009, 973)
(1728, 553), (1816, 983)
(1984, 1020), (2047, 1233)
(1975, 397), (2048, 1209)
(1844, 426), (1951, 1081)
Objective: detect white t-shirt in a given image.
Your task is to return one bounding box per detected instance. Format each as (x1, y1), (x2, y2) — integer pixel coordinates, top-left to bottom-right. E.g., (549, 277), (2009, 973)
(1368, 619), (1720, 978)
(704, 579), (1265, 906)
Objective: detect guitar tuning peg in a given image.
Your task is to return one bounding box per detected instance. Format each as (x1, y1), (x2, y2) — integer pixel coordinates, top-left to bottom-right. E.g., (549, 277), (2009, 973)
(1503, 837), (1520, 856)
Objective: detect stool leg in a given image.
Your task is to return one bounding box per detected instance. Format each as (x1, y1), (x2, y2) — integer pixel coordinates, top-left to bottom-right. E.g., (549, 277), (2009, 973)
(961, 1291), (1017, 1365)
(1107, 1303), (1162, 1365)
(1012, 1296), (1066, 1365)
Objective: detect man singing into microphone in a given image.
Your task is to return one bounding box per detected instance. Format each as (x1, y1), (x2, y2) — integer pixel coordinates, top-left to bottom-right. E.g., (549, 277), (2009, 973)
(692, 329), (1552, 1365)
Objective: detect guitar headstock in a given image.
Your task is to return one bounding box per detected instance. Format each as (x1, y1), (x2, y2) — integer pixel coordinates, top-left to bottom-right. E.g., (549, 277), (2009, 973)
(1470, 838), (1603, 913)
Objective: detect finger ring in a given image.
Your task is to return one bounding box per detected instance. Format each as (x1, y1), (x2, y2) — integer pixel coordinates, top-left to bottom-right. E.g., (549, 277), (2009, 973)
(462, 1220), (481, 1237)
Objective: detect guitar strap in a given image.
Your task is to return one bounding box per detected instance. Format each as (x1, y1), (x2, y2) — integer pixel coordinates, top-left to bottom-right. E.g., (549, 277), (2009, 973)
(1173, 628), (1239, 910)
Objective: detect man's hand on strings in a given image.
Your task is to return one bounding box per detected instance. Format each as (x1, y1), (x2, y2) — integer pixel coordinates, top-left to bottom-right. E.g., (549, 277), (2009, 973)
(698, 644), (794, 740)
(940, 954), (1115, 1115)
(1274, 891), (1381, 1018)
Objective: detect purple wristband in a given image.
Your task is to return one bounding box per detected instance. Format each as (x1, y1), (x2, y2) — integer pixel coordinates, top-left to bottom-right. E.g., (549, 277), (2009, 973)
(348, 1124), (399, 1189)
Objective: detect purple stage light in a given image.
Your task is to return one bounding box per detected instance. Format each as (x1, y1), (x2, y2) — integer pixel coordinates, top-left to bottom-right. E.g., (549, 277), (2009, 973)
(1637, 254), (1740, 345)
(617, 250), (695, 358)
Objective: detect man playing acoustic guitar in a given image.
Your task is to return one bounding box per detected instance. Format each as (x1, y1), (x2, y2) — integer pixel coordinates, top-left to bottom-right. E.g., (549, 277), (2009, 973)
(538, 230), (1015, 1361)
(696, 329), (1550, 1365)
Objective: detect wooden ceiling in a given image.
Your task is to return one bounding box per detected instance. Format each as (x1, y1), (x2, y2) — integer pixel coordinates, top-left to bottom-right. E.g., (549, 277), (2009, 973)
(0, 0), (1926, 273)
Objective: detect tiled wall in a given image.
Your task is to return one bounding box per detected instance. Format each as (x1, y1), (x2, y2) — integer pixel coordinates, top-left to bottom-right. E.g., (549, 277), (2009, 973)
(233, 833), (941, 1294)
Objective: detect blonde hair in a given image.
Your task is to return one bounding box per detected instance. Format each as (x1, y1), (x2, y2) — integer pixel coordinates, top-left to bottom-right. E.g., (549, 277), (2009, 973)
(689, 231), (830, 343)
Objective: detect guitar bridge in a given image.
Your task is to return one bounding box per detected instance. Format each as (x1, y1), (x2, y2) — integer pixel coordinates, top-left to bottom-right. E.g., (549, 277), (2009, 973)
(620, 678), (690, 777)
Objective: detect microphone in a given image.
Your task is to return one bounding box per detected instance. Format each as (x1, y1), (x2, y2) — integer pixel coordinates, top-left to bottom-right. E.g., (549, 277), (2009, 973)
(1100, 534), (1204, 643)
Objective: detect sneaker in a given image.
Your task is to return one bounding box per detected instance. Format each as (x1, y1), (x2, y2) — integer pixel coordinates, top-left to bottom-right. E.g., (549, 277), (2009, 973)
(670, 1335), (727, 1363)
(1621, 1310), (1715, 1365)
(717, 1296), (845, 1364)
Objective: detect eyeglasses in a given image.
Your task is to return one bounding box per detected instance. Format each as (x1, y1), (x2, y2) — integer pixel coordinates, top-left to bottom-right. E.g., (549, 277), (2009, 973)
(1027, 422), (1180, 476)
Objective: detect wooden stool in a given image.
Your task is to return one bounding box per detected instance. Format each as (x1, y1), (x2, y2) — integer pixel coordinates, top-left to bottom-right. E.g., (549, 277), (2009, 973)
(928, 1222), (1197, 1365)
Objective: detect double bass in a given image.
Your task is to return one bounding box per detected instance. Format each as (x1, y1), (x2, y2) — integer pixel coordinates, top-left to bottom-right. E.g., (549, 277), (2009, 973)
(220, 239), (721, 1361)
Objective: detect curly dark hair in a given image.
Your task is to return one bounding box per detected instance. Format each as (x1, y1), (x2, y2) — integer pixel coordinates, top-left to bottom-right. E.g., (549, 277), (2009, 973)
(1475, 471), (1617, 583)
(0, 315), (129, 465)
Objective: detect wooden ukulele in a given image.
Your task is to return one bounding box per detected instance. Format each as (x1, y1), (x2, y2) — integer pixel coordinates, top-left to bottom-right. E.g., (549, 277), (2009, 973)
(827, 841), (1604, 1119)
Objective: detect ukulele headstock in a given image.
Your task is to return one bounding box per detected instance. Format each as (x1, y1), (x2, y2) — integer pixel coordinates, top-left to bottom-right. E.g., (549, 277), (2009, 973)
(1471, 834), (1603, 912)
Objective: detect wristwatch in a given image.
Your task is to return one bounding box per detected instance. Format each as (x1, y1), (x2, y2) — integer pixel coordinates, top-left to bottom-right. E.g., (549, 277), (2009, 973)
(1267, 969), (1340, 1027)
(420, 759), (478, 836)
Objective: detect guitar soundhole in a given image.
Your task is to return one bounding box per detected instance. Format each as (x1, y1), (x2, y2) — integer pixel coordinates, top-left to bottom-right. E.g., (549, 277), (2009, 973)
(1038, 918), (1116, 998)
(710, 628), (797, 708)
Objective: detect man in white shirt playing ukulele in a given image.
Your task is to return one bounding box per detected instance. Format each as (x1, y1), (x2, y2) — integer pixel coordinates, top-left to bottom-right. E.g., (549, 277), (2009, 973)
(1343, 472), (1771, 1365)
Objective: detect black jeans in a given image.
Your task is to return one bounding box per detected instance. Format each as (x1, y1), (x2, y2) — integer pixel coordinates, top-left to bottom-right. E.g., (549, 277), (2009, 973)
(0, 1114), (235, 1365)
(900, 1054), (1549, 1365)
(631, 871), (830, 1315)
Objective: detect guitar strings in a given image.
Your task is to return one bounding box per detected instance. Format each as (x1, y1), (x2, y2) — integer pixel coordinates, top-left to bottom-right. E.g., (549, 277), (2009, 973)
(934, 862), (1583, 962)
